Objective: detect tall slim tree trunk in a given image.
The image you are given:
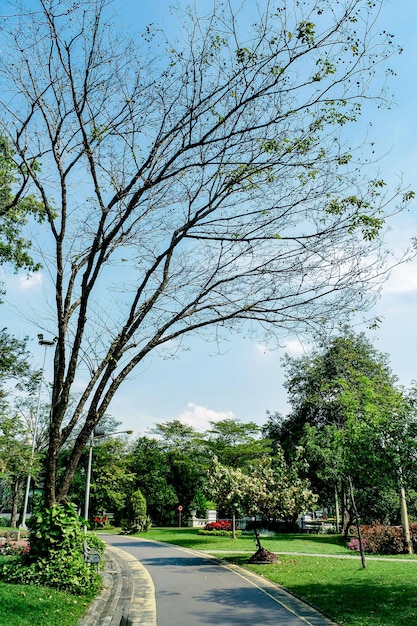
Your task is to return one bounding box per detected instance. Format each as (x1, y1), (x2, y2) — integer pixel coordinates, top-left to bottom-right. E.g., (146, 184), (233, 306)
(334, 484), (341, 533)
(10, 478), (23, 528)
(399, 474), (413, 554)
(341, 480), (350, 536)
(348, 476), (366, 569)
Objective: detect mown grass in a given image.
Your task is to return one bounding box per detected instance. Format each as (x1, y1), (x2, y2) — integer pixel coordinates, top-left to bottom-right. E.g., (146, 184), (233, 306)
(230, 555), (417, 626)
(0, 568), (95, 626)
(137, 527), (417, 626)
(0, 550), (95, 626)
(142, 526), (417, 558)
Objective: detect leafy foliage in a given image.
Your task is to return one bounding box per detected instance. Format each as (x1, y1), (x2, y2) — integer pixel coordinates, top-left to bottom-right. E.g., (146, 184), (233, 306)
(204, 520), (232, 531)
(207, 452), (317, 553)
(121, 488), (151, 534)
(205, 419), (272, 468)
(275, 329), (416, 528)
(28, 502), (84, 559)
(0, 135), (44, 273)
(129, 434), (205, 524)
(0, 549), (101, 594)
(348, 523), (417, 555)
(0, 503), (102, 594)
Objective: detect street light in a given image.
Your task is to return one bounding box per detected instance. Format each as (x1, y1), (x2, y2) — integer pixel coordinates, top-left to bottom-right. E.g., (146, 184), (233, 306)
(20, 334), (56, 530)
(83, 427), (133, 532)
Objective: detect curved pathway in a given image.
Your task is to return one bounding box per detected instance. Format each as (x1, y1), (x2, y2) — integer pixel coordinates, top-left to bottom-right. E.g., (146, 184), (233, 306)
(103, 535), (336, 625)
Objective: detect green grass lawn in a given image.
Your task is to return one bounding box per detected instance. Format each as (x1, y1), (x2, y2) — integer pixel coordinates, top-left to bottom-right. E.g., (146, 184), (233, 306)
(139, 527), (417, 626)
(143, 526), (350, 553)
(227, 555), (417, 626)
(0, 576), (95, 626)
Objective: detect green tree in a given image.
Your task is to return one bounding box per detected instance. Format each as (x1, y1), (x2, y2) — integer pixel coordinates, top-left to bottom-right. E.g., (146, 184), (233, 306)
(129, 437), (179, 525)
(64, 435), (134, 523)
(0, 135), (44, 275)
(122, 488), (150, 534)
(148, 420), (201, 453)
(278, 330), (416, 535)
(147, 420), (210, 519)
(208, 452), (316, 559)
(205, 418), (271, 468)
(0, 330), (34, 394)
(0, 332), (45, 526)
(0, 0), (412, 507)
(0, 416), (33, 527)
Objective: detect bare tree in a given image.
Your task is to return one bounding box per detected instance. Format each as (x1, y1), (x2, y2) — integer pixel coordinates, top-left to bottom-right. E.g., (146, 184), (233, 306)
(0, 0), (412, 506)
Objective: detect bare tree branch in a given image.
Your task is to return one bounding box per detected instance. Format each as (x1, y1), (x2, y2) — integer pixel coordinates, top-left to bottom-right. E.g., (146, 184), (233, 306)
(0, 0), (412, 504)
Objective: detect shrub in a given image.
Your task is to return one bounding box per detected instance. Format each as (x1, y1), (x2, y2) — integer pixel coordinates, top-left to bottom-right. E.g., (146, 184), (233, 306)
(121, 489), (151, 534)
(121, 515), (152, 534)
(82, 532), (105, 553)
(348, 523), (409, 555)
(0, 550), (101, 594)
(28, 502), (84, 559)
(347, 537), (367, 552)
(198, 529), (242, 537)
(0, 503), (103, 594)
(92, 515), (108, 528)
(204, 520), (232, 531)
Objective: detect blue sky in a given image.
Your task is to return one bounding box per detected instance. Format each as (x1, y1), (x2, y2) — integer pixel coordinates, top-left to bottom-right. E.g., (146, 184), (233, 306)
(1, 0), (417, 435)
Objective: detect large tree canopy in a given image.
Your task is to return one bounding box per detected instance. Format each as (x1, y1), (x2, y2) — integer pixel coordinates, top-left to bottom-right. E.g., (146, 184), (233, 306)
(0, 0), (412, 505)
(276, 329), (417, 529)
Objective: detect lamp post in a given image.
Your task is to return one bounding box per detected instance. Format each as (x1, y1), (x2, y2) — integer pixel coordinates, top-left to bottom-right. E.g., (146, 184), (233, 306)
(20, 334), (56, 530)
(83, 427), (133, 532)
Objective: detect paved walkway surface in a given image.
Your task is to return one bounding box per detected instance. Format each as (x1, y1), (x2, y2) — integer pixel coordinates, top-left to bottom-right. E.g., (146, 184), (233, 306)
(79, 535), (337, 625)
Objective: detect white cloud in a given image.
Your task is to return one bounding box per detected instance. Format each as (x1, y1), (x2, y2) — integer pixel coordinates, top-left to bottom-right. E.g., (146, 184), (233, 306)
(382, 261), (417, 295)
(177, 402), (235, 430)
(283, 339), (312, 356)
(255, 342), (271, 354)
(16, 272), (43, 290)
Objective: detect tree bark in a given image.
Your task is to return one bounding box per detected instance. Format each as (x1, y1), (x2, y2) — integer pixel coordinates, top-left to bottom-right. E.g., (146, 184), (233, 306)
(349, 476), (366, 569)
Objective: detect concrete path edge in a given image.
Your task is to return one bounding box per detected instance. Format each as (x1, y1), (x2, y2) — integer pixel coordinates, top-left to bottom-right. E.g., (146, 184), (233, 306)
(77, 544), (156, 626)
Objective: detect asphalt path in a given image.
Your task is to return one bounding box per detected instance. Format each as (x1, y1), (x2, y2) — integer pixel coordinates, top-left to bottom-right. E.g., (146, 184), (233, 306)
(103, 535), (335, 625)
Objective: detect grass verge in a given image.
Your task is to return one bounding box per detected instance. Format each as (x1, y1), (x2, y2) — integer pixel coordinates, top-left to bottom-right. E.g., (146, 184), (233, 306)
(0, 576), (95, 626)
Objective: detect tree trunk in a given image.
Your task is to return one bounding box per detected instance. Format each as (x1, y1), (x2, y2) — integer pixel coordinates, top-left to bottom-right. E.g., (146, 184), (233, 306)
(334, 484), (341, 533)
(348, 476), (366, 569)
(341, 481), (350, 536)
(253, 522), (263, 551)
(10, 477), (23, 528)
(400, 481), (413, 554)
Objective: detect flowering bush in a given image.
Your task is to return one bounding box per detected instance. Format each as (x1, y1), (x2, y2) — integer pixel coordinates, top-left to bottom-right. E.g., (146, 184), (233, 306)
(204, 520), (232, 531)
(0, 540), (30, 557)
(347, 537), (367, 552)
(348, 523), (411, 555)
(92, 515), (108, 528)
